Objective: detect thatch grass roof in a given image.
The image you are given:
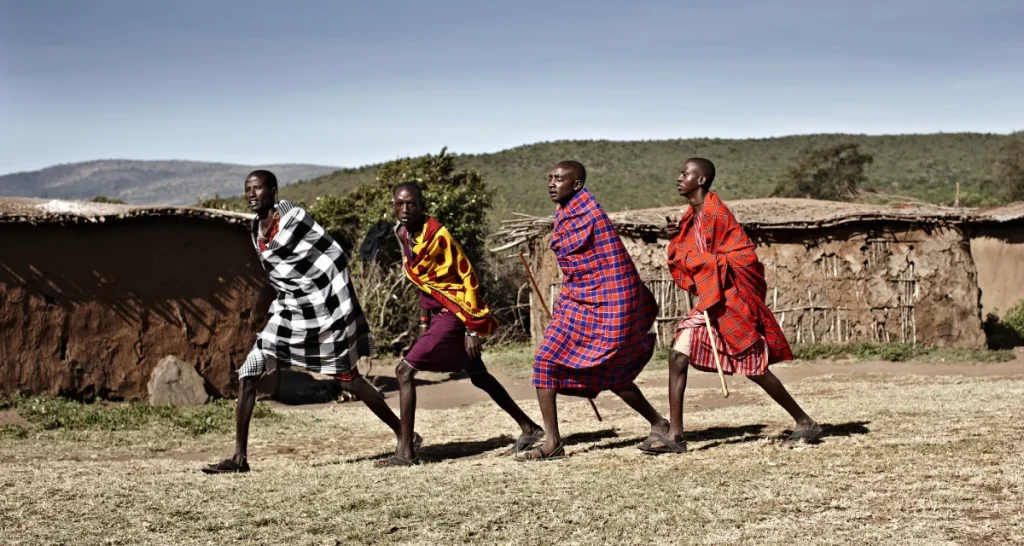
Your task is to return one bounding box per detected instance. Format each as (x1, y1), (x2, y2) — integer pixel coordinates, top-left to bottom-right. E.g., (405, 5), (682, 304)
(490, 197), (1023, 251)
(0, 197), (253, 226)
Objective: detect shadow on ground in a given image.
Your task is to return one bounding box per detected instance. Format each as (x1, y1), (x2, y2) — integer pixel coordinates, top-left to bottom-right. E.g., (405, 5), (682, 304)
(692, 420), (871, 451)
(577, 421), (871, 453)
(347, 429), (621, 465)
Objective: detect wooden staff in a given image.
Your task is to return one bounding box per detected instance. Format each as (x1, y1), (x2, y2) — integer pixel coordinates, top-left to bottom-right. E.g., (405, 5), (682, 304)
(703, 310), (729, 398)
(519, 252), (603, 421)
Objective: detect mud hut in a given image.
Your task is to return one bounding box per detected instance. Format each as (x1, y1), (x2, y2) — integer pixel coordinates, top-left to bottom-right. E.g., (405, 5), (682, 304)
(0, 197), (270, 400)
(965, 202), (1024, 321)
(492, 198), (1016, 350)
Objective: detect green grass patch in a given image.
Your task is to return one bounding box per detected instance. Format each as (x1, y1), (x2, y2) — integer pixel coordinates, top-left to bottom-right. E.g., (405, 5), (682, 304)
(791, 342), (1015, 363)
(0, 424), (29, 439)
(0, 395), (280, 436)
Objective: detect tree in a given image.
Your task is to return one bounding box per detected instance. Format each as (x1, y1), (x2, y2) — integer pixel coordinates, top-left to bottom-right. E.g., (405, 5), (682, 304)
(90, 195), (126, 204)
(773, 143), (874, 201)
(308, 147), (495, 266)
(997, 136), (1024, 202)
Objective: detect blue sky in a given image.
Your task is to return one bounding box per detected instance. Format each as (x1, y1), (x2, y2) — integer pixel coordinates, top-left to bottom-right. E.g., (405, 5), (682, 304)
(1, 0), (1022, 174)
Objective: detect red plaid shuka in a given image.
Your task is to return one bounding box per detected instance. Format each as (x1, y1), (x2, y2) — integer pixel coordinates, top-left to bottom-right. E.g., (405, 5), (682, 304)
(534, 189), (658, 396)
(668, 192), (792, 374)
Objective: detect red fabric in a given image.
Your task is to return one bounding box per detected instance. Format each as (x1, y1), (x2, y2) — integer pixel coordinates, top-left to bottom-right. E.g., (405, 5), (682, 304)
(667, 192), (792, 364)
(256, 214), (280, 252)
(533, 189), (658, 395)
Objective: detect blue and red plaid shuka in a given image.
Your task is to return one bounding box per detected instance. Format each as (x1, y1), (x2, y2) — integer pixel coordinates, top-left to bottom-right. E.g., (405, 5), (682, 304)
(533, 188), (658, 396)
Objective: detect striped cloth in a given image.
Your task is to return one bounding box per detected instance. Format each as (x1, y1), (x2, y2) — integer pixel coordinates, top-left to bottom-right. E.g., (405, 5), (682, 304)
(675, 211), (768, 375)
(238, 200), (373, 380)
(670, 194), (792, 375)
(533, 189), (658, 396)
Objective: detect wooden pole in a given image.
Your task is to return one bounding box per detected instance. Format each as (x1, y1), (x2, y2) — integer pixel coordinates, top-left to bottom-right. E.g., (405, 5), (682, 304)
(519, 252), (602, 421)
(703, 310), (730, 398)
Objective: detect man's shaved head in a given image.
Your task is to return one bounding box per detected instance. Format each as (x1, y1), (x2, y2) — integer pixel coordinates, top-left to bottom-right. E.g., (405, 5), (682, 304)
(684, 158), (716, 187)
(392, 181), (425, 203)
(247, 169), (279, 190)
(555, 161), (587, 184)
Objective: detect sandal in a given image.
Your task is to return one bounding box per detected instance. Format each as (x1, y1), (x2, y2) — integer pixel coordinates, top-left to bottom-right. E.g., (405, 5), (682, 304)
(638, 433), (687, 455)
(786, 423), (823, 443)
(201, 457), (250, 474)
(513, 442), (566, 462)
(374, 455), (420, 468)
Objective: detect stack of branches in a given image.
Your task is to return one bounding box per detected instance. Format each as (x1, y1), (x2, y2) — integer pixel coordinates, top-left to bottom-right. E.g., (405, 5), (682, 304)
(488, 213), (553, 252)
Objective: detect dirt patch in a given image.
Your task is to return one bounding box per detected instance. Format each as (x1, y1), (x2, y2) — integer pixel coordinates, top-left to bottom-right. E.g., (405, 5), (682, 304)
(340, 358), (1024, 412)
(0, 410), (29, 427)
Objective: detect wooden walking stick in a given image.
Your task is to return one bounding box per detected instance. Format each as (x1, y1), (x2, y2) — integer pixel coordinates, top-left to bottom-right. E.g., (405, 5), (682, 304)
(519, 252), (603, 421)
(702, 310), (729, 398)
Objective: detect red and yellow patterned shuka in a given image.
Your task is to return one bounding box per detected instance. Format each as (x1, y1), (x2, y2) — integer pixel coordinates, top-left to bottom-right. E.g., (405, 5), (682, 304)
(668, 191), (792, 375)
(398, 217), (498, 335)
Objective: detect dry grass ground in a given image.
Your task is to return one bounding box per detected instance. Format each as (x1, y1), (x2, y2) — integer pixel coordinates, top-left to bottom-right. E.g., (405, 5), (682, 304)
(1, 355), (1022, 545)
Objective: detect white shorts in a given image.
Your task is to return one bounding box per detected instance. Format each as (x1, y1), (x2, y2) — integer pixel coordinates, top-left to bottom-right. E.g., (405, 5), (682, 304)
(672, 328), (693, 356)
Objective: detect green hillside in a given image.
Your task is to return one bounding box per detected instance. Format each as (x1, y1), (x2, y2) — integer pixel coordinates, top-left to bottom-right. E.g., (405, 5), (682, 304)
(275, 132), (1019, 218)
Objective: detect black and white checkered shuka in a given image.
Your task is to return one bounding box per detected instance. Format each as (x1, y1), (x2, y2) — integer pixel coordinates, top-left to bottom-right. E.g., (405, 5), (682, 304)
(238, 200), (374, 379)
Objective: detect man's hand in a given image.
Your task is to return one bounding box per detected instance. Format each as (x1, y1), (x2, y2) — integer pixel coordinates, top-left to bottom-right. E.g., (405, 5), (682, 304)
(464, 333), (483, 359)
(662, 216), (681, 239)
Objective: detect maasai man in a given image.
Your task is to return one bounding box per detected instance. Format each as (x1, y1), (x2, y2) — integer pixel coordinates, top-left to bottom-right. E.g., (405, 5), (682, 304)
(203, 170), (409, 473)
(385, 182), (544, 467)
(650, 158), (821, 454)
(518, 161), (669, 461)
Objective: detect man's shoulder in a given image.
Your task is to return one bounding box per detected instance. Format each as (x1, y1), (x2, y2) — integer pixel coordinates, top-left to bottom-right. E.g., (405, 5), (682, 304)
(276, 200), (303, 216)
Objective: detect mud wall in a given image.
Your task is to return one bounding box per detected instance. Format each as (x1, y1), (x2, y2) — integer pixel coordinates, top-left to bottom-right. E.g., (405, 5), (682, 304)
(530, 222), (986, 348)
(968, 223), (1024, 319)
(0, 218), (272, 400)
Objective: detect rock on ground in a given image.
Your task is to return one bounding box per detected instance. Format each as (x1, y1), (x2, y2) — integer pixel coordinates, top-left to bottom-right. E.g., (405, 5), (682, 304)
(147, 356), (209, 407)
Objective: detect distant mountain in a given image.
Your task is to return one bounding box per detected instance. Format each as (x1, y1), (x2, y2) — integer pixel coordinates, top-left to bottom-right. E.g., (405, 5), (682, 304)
(0, 160), (340, 205)
(281, 132), (1019, 218)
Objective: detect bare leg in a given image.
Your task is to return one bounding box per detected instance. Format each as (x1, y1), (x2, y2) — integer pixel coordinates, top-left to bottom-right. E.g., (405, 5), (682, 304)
(535, 387), (561, 454)
(667, 350), (690, 440)
(341, 374), (401, 436)
(747, 371), (816, 430)
(469, 371), (542, 435)
(233, 376), (259, 462)
(611, 382), (669, 437)
(394, 360), (418, 460)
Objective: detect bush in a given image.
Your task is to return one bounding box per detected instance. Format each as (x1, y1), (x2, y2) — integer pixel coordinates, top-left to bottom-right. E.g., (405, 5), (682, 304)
(309, 148), (494, 267)
(90, 195), (126, 204)
(773, 143), (874, 201)
(348, 260), (420, 355)
(984, 300), (1024, 349)
(304, 148), (534, 351)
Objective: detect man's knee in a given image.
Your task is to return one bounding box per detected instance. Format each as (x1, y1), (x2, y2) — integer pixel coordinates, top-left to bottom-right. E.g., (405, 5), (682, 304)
(239, 376), (259, 393)
(746, 372), (770, 384)
(669, 351), (690, 373)
(468, 371), (492, 389)
(395, 361), (417, 383)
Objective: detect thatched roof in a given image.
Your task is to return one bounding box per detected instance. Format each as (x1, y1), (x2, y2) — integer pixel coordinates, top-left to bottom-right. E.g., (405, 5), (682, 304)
(490, 197), (1022, 251)
(0, 197), (253, 226)
(975, 202), (1024, 223)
